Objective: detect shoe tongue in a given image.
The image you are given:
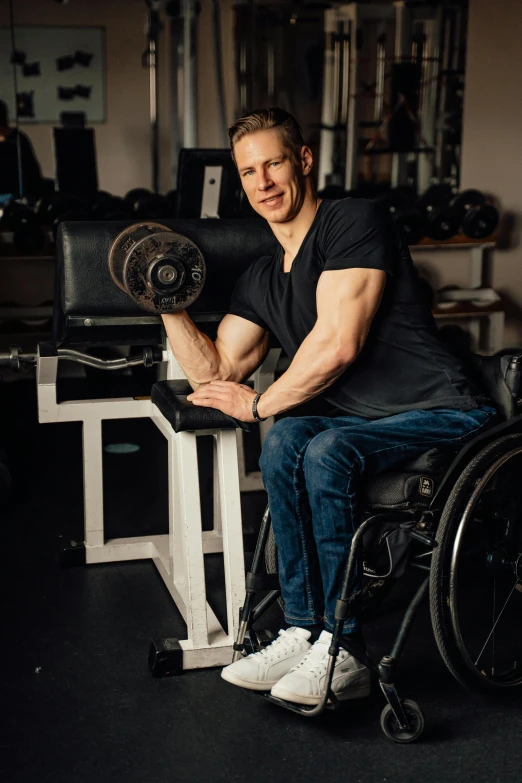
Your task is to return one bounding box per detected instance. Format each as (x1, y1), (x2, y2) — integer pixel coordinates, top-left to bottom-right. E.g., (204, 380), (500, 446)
(316, 630), (333, 645)
(285, 627), (312, 640)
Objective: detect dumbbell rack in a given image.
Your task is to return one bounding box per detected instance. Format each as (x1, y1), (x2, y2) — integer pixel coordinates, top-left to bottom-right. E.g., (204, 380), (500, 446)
(410, 238), (504, 354)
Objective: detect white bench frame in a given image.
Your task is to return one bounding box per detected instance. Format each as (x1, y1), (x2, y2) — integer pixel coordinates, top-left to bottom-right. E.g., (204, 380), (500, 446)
(36, 342), (279, 670)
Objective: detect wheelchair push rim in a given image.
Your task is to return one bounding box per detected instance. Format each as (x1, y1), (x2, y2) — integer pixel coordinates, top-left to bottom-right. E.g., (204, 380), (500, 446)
(431, 435), (522, 692)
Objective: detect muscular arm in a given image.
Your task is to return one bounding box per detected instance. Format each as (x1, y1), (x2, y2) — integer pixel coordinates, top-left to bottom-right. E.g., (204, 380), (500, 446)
(161, 310), (269, 390)
(256, 267), (386, 418)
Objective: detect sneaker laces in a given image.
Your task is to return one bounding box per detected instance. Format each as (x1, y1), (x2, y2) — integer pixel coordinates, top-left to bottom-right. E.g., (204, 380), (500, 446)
(251, 629), (305, 663)
(290, 641), (347, 679)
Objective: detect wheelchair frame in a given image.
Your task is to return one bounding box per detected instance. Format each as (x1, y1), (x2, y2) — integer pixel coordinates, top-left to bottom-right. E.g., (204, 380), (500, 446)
(232, 393), (522, 743)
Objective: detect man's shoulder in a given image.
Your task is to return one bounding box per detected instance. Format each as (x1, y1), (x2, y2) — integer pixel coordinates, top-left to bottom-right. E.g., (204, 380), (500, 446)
(320, 196), (389, 224)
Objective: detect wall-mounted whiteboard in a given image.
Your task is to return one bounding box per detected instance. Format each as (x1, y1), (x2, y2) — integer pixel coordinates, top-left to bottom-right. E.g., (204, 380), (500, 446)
(0, 26), (105, 123)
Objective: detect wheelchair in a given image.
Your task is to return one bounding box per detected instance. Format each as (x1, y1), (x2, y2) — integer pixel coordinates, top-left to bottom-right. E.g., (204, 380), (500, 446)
(232, 349), (522, 743)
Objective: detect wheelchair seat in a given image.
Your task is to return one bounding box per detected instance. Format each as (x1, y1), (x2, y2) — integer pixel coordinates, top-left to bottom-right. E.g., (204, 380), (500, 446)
(364, 447), (451, 509)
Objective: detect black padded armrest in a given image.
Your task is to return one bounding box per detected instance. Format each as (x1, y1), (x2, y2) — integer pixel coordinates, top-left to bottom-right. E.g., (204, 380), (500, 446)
(152, 381), (250, 433)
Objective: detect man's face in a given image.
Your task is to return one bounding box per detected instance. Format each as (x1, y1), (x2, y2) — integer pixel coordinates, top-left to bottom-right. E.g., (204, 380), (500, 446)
(234, 129), (312, 223)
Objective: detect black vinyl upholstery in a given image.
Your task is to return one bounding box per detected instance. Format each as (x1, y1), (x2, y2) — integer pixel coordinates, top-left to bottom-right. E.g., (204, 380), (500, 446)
(151, 380), (250, 433)
(54, 219), (276, 346)
(364, 447), (451, 509)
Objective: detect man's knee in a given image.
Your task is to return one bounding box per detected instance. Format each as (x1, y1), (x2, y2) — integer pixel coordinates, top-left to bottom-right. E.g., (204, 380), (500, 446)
(259, 417), (312, 477)
(303, 429), (361, 478)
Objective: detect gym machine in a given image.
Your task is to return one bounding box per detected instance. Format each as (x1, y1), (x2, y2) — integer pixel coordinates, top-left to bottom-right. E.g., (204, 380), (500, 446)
(1, 218), (281, 671)
(318, 1), (467, 195)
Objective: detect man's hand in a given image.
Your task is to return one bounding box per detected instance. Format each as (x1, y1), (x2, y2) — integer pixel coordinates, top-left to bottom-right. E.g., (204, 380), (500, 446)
(187, 381), (259, 422)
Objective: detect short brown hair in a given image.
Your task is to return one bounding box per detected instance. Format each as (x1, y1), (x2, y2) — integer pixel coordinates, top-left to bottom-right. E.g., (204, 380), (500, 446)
(228, 107), (304, 163)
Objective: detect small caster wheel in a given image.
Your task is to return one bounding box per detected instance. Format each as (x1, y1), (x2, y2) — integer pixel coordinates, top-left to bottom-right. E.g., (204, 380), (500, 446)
(380, 699), (425, 743)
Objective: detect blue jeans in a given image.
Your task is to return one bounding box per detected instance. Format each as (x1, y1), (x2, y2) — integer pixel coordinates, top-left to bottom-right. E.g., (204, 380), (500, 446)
(259, 405), (497, 633)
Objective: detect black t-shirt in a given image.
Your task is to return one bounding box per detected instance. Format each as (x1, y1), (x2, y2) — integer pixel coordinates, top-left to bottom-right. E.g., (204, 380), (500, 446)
(229, 198), (488, 419)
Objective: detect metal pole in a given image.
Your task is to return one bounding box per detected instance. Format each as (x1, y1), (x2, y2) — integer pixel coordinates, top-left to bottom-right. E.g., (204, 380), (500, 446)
(391, 0), (410, 188)
(167, 3), (183, 187)
(344, 7), (359, 192)
(318, 9), (337, 191)
(211, 0), (227, 147)
(142, 1), (161, 192)
(435, 9), (451, 181)
(8, 0), (23, 197)
(417, 13), (441, 193)
(182, 0), (198, 148)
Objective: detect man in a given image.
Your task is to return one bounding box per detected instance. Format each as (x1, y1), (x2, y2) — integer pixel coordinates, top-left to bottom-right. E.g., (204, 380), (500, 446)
(161, 107), (495, 705)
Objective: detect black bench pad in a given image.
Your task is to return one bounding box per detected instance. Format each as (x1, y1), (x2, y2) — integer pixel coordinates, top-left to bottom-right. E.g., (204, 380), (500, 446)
(152, 381), (250, 433)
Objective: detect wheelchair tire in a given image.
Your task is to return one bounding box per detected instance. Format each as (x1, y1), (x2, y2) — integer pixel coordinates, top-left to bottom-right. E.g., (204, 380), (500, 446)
(430, 433), (522, 694)
(380, 700), (425, 743)
(265, 525), (285, 612)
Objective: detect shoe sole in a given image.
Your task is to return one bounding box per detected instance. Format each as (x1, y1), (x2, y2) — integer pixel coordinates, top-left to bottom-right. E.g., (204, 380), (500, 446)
(271, 681), (371, 706)
(221, 667), (278, 691)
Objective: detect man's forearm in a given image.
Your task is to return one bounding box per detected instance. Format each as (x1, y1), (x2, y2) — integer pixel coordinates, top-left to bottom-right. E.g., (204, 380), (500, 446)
(256, 327), (355, 418)
(161, 312), (231, 389)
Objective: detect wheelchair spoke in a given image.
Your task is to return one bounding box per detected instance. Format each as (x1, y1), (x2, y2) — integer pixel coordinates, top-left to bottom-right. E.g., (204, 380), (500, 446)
(474, 583), (517, 668)
(433, 437), (522, 690)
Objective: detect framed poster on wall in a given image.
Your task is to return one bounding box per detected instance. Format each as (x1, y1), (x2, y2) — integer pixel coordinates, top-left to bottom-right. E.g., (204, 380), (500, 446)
(0, 26), (105, 123)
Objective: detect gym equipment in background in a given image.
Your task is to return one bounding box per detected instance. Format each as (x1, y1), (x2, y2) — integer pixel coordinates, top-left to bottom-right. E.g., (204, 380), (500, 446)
(0, 198), (46, 253)
(52, 113), (98, 198)
(176, 148), (250, 219)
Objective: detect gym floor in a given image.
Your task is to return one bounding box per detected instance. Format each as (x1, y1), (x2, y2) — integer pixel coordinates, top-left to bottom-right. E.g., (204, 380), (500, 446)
(2, 373), (522, 783)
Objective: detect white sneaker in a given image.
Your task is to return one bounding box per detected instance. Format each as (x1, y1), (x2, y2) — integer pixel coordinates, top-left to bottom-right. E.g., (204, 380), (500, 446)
(270, 630), (371, 706)
(221, 628), (312, 691)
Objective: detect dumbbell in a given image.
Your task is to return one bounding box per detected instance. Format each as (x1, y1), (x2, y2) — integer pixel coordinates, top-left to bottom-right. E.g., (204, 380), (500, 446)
(374, 187), (427, 245)
(108, 222), (206, 313)
(449, 189), (499, 239)
(0, 199), (47, 254)
(417, 184), (459, 241)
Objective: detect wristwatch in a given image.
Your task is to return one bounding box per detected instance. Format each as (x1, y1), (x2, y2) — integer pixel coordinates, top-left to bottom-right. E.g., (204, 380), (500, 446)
(252, 393), (267, 422)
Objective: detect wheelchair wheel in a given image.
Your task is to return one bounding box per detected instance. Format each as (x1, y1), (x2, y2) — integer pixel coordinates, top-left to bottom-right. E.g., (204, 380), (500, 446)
(380, 700), (425, 743)
(430, 433), (522, 694)
(265, 524), (284, 611)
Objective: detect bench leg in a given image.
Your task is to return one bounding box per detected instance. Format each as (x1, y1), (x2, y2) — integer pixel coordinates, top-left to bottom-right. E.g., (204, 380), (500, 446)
(172, 431), (210, 650)
(83, 418), (104, 549)
(215, 429), (246, 642)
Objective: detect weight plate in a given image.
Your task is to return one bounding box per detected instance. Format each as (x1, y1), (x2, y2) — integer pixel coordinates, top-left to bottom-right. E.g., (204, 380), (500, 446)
(418, 183), (454, 211)
(425, 206), (460, 241)
(393, 208), (426, 245)
(108, 222), (171, 292)
(462, 203), (499, 239)
(449, 189), (485, 224)
(123, 231), (206, 313)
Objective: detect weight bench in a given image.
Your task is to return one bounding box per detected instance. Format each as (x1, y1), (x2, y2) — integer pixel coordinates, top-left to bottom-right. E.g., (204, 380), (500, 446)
(39, 218), (279, 671)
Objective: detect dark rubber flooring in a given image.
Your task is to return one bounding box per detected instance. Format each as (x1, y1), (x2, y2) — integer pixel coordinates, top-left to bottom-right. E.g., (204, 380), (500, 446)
(1, 375), (522, 783)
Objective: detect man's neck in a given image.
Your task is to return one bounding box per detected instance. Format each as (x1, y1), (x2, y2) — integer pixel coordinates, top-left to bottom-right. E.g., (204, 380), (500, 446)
(270, 192), (321, 269)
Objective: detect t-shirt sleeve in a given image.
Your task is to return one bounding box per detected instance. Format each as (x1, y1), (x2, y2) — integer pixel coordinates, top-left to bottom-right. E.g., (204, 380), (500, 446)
(228, 264), (269, 330)
(321, 199), (397, 275)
